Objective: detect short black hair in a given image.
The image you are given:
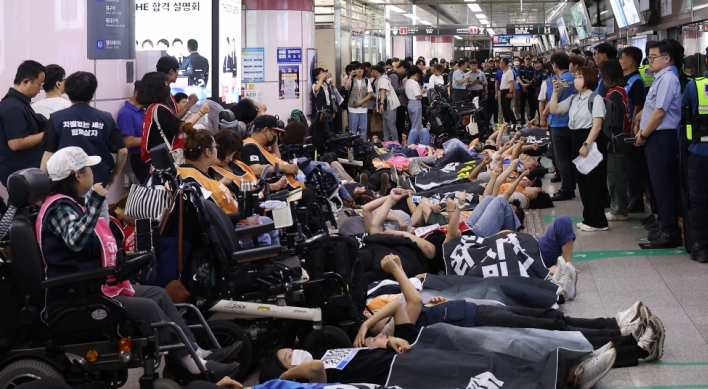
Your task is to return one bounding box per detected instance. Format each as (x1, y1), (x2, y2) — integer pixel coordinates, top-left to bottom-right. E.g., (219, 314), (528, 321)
(187, 39), (198, 51)
(501, 58), (510, 66)
(529, 191), (554, 209)
(404, 56), (413, 63)
(173, 38), (183, 46)
(259, 352), (287, 384)
(398, 61), (411, 71)
(174, 92), (188, 103)
(156, 56), (180, 74)
(65, 71), (98, 103)
(416, 59), (425, 66)
(571, 48), (582, 55)
(43, 64), (66, 92)
(457, 60), (467, 67)
(407, 66), (423, 79)
(136, 72), (169, 106)
(133, 80), (141, 92)
(622, 47), (643, 69)
(13, 60), (46, 85)
(550, 52), (570, 70)
(214, 128), (242, 160)
(157, 39), (170, 47)
(386, 59), (393, 66)
(235, 98), (259, 124)
(595, 43), (618, 60)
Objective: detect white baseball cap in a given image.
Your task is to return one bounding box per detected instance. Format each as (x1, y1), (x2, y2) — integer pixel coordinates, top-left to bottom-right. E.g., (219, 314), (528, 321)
(46, 147), (102, 181)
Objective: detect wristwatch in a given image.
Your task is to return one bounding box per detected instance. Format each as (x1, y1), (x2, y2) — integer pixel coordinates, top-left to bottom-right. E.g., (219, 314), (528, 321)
(639, 132), (648, 141)
(583, 142), (589, 147)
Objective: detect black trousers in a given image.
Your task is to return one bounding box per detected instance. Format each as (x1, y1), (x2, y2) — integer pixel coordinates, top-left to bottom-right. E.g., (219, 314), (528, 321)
(129, 153), (150, 184)
(626, 146), (652, 210)
(585, 334), (640, 368)
(396, 104), (407, 142)
(500, 90), (517, 125)
(551, 127), (576, 194)
(644, 131), (681, 237)
(451, 89), (468, 102)
(519, 90), (530, 123)
(688, 151), (708, 245)
(485, 95), (499, 123)
(527, 89), (539, 120)
(469, 90), (484, 102)
(572, 129), (609, 228)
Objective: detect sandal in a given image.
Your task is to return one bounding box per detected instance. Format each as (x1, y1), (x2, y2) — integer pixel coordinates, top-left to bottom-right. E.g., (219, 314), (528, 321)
(343, 197), (355, 208)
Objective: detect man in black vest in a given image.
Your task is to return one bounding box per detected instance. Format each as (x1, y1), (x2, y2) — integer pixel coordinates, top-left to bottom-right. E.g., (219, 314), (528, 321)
(483, 58), (499, 123)
(40, 71), (127, 188)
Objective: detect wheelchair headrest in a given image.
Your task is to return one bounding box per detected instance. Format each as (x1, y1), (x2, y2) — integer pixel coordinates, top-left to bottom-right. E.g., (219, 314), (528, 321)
(219, 110), (236, 123)
(150, 144), (174, 171)
(8, 168), (51, 208)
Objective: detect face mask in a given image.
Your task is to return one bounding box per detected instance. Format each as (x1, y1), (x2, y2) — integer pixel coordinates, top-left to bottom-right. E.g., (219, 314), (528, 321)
(291, 350), (313, 366)
(513, 61), (520, 66)
(266, 130), (278, 146)
(573, 79), (584, 91)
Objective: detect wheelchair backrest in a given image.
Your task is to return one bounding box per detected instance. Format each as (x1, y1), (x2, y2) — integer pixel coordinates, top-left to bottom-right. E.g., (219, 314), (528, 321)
(7, 169), (51, 311)
(150, 143), (176, 172)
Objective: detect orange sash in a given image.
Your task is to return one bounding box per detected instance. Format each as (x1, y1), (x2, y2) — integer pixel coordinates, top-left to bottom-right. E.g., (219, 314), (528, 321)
(243, 138), (305, 189)
(177, 166), (239, 214)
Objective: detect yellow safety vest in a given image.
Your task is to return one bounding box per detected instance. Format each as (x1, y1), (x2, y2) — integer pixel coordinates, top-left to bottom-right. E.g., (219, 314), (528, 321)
(639, 65), (654, 90)
(688, 77), (708, 142)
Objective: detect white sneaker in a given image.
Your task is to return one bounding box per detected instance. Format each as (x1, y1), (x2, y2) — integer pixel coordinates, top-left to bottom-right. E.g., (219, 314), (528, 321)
(552, 256), (566, 285)
(605, 212), (629, 221)
(582, 341), (614, 362)
(575, 345), (617, 389)
(617, 301), (643, 328)
(621, 317), (644, 337)
(564, 262), (578, 300)
(578, 222), (609, 232)
(638, 316), (665, 361)
(408, 159), (422, 176)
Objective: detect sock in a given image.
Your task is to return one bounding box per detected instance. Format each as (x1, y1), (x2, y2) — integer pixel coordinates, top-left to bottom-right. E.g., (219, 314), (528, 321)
(636, 346), (650, 359)
(196, 347), (212, 359)
(181, 354), (209, 374)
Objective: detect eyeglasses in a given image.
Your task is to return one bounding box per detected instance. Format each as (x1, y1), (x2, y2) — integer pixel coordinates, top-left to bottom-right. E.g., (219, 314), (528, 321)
(647, 54), (667, 63)
(210, 144), (220, 149)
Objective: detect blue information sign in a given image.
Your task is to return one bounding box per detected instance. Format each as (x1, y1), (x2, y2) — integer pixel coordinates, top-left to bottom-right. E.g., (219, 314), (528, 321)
(277, 47), (302, 63)
(87, 0), (135, 59)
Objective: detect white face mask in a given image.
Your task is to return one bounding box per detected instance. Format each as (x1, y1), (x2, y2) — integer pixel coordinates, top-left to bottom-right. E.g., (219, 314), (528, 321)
(291, 350), (313, 366)
(513, 61), (520, 67)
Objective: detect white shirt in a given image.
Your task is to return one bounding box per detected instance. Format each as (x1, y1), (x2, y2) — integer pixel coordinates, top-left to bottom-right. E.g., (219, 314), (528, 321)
(31, 97), (71, 118)
(348, 78), (373, 114)
(557, 90), (607, 130)
(366, 77), (376, 109)
(428, 74), (445, 98)
(537, 80), (549, 102)
(405, 79), (422, 100)
(500, 69), (516, 91)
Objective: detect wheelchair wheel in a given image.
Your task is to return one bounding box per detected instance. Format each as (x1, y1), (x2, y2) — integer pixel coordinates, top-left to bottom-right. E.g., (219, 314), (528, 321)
(203, 321), (253, 381)
(303, 325), (353, 359)
(0, 359), (63, 389)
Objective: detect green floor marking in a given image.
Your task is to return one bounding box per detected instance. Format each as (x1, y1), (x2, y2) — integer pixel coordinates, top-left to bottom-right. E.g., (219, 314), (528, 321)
(573, 248), (687, 261)
(542, 214), (649, 224)
(641, 361), (708, 366)
(637, 237), (649, 242)
(541, 161), (553, 167)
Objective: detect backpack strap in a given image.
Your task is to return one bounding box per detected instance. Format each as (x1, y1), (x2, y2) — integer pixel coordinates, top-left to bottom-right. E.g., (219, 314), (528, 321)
(587, 92), (597, 113)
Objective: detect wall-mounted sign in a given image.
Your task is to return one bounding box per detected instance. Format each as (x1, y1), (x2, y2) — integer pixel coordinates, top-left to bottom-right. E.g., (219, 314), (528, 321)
(87, 0), (134, 59)
(243, 89), (260, 102)
(242, 47), (264, 82)
(277, 47), (302, 63)
(390, 25), (487, 36)
(278, 65), (300, 100)
(506, 24), (557, 35)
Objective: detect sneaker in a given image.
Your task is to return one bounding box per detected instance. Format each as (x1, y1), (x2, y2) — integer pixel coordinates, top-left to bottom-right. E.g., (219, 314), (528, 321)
(552, 256), (566, 285)
(379, 173), (389, 196)
(575, 345), (617, 389)
(578, 223), (609, 232)
(204, 360), (240, 381)
(359, 172), (369, 189)
(637, 316), (665, 361)
(582, 341), (614, 362)
(645, 219), (662, 230)
(389, 165), (400, 188)
(616, 301), (643, 328)
(605, 212), (629, 221)
(621, 317), (645, 337)
(408, 159), (422, 176)
(564, 262), (578, 300)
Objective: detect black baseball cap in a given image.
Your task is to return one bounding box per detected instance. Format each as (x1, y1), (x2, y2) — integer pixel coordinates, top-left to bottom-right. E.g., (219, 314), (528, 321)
(254, 115), (284, 131)
(372, 65), (386, 74)
(156, 56), (180, 73)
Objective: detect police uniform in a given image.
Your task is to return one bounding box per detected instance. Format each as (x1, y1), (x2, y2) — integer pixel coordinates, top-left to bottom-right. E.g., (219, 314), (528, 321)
(681, 77), (708, 262)
(518, 64), (535, 123)
(484, 65), (499, 122)
(529, 66), (548, 121)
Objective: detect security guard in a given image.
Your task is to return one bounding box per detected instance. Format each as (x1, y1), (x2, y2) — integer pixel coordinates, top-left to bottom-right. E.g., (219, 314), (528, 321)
(483, 58), (499, 123)
(681, 77), (708, 262)
(529, 59), (548, 121)
(517, 56), (535, 124)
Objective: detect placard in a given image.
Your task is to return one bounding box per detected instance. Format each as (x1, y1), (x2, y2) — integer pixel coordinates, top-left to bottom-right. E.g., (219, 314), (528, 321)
(277, 47), (303, 63)
(242, 47), (265, 82)
(87, 0), (134, 59)
(661, 0), (672, 16)
(243, 89), (260, 102)
(279, 66), (300, 100)
(219, 0), (242, 104)
(135, 0), (212, 98)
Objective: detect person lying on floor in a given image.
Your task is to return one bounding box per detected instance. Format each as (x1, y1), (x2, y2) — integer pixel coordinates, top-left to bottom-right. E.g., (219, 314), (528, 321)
(39, 147), (242, 381)
(360, 255), (665, 367)
(175, 124), (280, 248)
(259, 282), (617, 389)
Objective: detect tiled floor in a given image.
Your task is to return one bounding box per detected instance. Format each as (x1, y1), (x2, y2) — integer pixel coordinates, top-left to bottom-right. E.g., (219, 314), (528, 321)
(540, 176), (708, 389)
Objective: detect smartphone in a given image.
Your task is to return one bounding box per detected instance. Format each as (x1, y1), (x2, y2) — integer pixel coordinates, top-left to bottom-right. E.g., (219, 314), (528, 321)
(624, 138), (637, 143)
(134, 218), (152, 252)
(558, 79), (569, 88)
(411, 196), (422, 203)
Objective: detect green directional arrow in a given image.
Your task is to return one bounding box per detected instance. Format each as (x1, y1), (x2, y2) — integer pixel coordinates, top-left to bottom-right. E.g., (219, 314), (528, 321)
(542, 215), (649, 224)
(572, 248), (688, 261)
(629, 225), (646, 230)
(636, 237), (649, 242)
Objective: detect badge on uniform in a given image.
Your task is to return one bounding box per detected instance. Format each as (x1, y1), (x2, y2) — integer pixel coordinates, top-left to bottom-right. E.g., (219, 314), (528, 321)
(703, 84), (708, 99)
(250, 155), (259, 162)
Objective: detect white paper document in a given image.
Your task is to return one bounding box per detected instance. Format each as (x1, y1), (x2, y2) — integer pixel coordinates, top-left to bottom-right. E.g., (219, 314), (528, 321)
(572, 142), (603, 175)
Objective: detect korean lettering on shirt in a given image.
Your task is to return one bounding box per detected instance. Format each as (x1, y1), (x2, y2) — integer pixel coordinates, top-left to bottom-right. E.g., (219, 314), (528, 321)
(64, 121), (104, 137)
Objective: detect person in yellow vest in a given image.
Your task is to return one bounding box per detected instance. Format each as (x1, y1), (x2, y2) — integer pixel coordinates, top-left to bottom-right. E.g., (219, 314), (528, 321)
(176, 123), (280, 247)
(239, 115), (320, 207)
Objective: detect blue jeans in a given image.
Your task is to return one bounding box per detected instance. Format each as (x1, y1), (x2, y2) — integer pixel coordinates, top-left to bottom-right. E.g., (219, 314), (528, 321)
(408, 100), (423, 134)
(408, 128), (431, 146)
(348, 111), (368, 141)
(465, 196), (520, 238)
(297, 157), (351, 199)
(237, 216), (281, 248)
(443, 138), (480, 159)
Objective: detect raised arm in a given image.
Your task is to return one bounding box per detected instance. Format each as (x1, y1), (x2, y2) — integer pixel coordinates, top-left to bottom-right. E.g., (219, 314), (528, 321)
(501, 170), (529, 200)
(382, 254), (423, 324)
(492, 159), (518, 197)
(443, 191), (467, 244)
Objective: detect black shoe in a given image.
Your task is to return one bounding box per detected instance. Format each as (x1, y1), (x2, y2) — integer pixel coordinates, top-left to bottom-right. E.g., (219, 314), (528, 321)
(641, 214), (656, 225)
(551, 191), (573, 201)
(551, 174), (561, 183)
(204, 360), (240, 381)
(645, 220), (662, 230)
(627, 203), (645, 213)
(690, 244), (708, 263)
(649, 233), (683, 249)
(648, 230), (663, 241)
(205, 341), (243, 363)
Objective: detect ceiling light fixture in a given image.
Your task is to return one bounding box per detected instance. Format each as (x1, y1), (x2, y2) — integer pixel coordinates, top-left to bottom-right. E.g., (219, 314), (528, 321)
(475, 13), (486, 18)
(600, 10), (608, 14)
(386, 5), (405, 12)
(467, 4), (482, 12)
(464, 0), (476, 2)
(419, 20), (433, 25)
(454, 35), (463, 40)
(368, 0), (385, 3)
